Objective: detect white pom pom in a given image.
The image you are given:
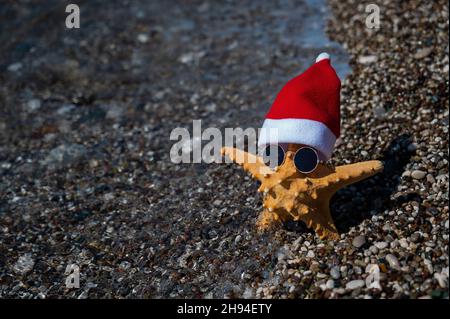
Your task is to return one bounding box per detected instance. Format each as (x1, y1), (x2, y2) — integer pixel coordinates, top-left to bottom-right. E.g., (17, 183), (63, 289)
(315, 52), (330, 62)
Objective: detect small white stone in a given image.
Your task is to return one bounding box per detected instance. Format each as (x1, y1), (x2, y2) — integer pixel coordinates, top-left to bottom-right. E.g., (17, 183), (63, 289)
(374, 241), (388, 250)
(8, 62), (23, 72)
(326, 279), (335, 289)
(399, 238), (409, 248)
(365, 263), (379, 273)
(137, 33), (149, 43)
(414, 47), (432, 59)
(443, 64), (449, 73)
(346, 279), (365, 290)
(402, 170), (411, 177)
(365, 264), (381, 290)
(179, 51), (205, 64)
(26, 99), (42, 111)
(352, 235), (366, 248)
(434, 273), (448, 289)
(57, 104), (76, 115)
(369, 245), (378, 254)
(423, 259), (433, 273)
(411, 170), (427, 179)
(330, 266), (340, 279)
(426, 174), (435, 183)
(242, 287), (254, 299)
(385, 254), (401, 270)
(358, 55), (377, 64)
(317, 272), (327, 279)
(13, 254), (35, 274)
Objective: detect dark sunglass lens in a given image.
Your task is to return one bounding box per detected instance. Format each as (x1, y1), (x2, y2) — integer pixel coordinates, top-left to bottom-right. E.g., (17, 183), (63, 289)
(294, 147), (318, 173)
(263, 145), (285, 169)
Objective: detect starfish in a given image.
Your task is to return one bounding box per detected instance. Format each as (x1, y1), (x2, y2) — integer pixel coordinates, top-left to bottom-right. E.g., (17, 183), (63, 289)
(221, 144), (383, 240)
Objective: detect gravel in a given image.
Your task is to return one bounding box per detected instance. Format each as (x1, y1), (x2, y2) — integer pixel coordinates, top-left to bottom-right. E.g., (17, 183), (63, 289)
(13, 254), (35, 275)
(374, 242), (388, 250)
(330, 266), (341, 280)
(411, 170), (427, 180)
(0, 0), (448, 299)
(326, 279), (335, 290)
(346, 280), (365, 290)
(352, 235), (367, 248)
(385, 254), (401, 270)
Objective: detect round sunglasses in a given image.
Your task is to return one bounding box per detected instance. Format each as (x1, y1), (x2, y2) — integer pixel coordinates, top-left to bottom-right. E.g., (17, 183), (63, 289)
(262, 145), (320, 174)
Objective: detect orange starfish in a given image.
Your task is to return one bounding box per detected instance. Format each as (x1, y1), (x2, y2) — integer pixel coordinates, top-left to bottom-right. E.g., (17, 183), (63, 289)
(221, 144), (383, 240)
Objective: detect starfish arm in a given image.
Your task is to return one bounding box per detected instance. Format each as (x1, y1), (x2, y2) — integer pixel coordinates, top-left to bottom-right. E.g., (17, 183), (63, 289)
(220, 147), (271, 181)
(299, 203), (340, 240)
(256, 209), (280, 230)
(327, 160), (384, 191)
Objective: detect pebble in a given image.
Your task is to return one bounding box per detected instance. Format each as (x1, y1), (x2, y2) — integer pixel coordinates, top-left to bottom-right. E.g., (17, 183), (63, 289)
(414, 47), (433, 59)
(317, 272), (327, 279)
(13, 254), (35, 274)
(390, 240), (399, 249)
(7, 62), (22, 72)
(402, 170), (411, 177)
(358, 55), (377, 64)
(434, 273), (448, 289)
(105, 104), (124, 120)
(352, 235), (366, 248)
(119, 261), (131, 270)
(346, 280), (365, 290)
(43, 144), (88, 169)
(411, 170), (427, 179)
(399, 238), (409, 248)
(26, 99), (42, 111)
(137, 33), (149, 43)
(423, 259), (433, 273)
(330, 266), (341, 279)
(373, 106), (386, 119)
(365, 264), (382, 290)
(242, 287), (254, 299)
(410, 232), (421, 243)
(326, 279), (335, 289)
(178, 51), (205, 64)
(57, 104), (76, 115)
(385, 254), (401, 270)
(374, 241), (388, 250)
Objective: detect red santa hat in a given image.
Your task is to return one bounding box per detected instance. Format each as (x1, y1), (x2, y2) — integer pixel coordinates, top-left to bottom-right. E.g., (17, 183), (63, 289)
(258, 53), (341, 161)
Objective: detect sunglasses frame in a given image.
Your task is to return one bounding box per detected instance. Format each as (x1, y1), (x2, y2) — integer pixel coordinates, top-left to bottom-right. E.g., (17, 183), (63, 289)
(262, 145), (322, 174)
(292, 146), (320, 174)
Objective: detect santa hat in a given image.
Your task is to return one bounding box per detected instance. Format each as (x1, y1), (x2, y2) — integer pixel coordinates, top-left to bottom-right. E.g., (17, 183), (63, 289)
(258, 52), (341, 161)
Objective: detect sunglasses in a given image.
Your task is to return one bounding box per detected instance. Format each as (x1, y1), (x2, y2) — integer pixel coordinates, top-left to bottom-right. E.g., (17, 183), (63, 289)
(262, 145), (320, 174)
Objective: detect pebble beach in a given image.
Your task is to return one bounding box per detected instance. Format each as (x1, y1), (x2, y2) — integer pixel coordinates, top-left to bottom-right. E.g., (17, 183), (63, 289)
(0, 0), (448, 299)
